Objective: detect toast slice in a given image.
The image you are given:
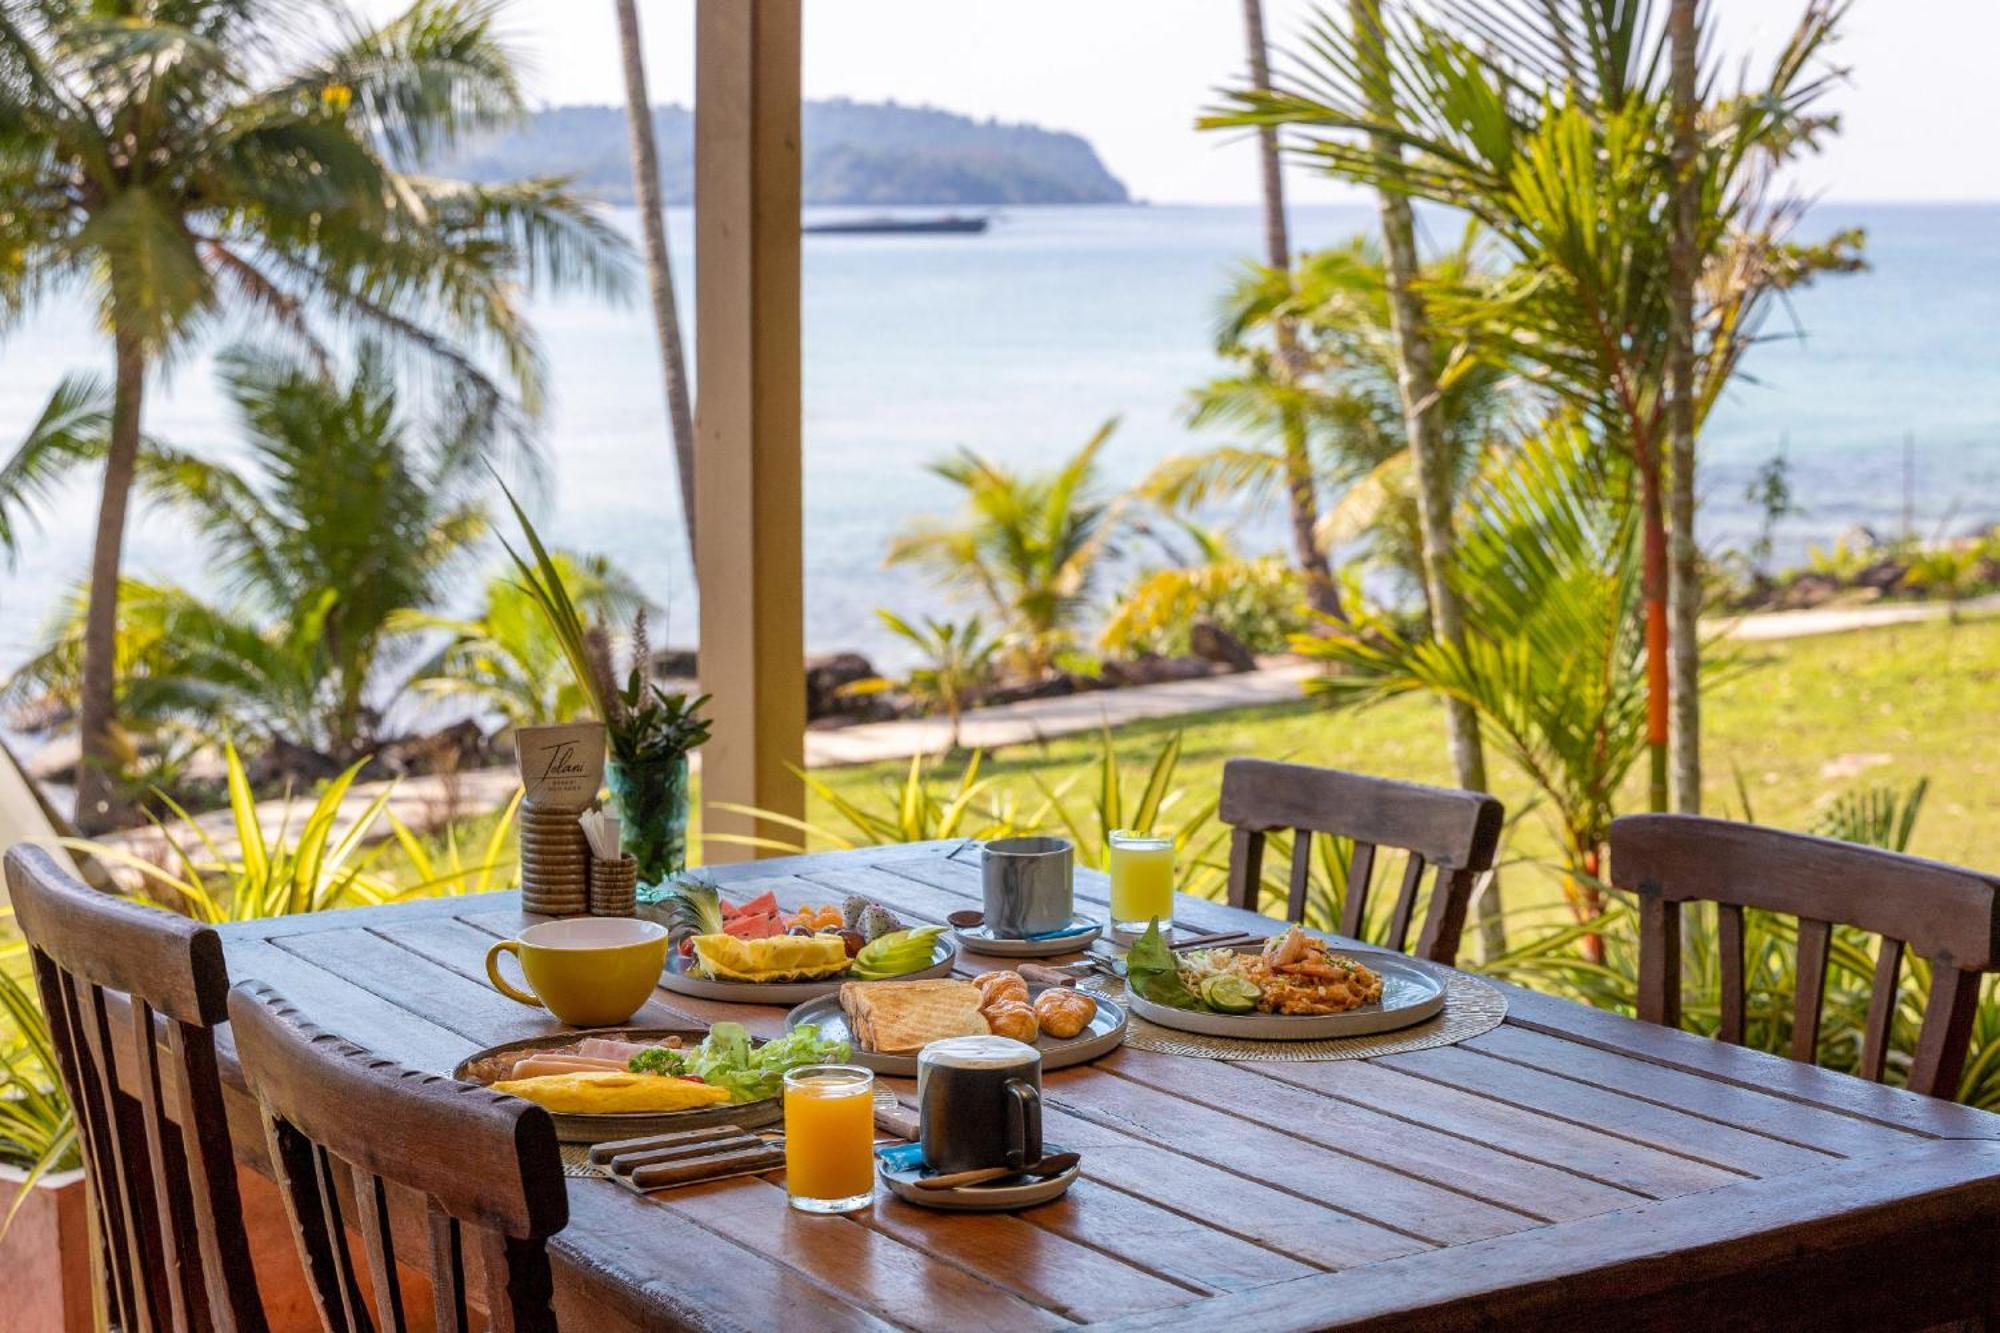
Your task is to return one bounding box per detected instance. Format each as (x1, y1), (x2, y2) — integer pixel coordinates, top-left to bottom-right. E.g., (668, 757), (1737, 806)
(839, 979), (989, 1054)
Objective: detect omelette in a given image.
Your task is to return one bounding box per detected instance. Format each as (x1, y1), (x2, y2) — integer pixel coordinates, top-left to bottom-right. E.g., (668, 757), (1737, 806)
(492, 1069), (733, 1114)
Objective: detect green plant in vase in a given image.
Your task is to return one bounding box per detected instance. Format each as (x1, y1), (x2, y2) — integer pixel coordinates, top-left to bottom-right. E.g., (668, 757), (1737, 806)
(495, 478), (710, 883)
(592, 614), (711, 884)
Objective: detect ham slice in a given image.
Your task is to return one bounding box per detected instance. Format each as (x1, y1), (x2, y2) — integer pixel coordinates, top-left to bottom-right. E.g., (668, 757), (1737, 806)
(507, 1054), (627, 1079)
(575, 1036), (681, 1062)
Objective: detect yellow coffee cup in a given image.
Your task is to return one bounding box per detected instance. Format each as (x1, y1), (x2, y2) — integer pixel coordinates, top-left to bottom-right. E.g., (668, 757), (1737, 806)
(484, 918), (669, 1027)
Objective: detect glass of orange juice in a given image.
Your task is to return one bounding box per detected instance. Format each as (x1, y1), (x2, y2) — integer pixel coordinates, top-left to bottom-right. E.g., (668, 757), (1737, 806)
(783, 1065), (875, 1213)
(1108, 829), (1175, 936)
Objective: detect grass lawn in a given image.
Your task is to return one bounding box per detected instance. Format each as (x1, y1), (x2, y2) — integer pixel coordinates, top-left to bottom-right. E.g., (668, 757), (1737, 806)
(804, 612), (2000, 911)
(390, 612), (2000, 918)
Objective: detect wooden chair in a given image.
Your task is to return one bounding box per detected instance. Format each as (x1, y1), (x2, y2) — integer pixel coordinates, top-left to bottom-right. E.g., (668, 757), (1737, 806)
(1219, 759), (1504, 965)
(226, 981), (568, 1333)
(5, 843), (268, 1333)
(1613, 813), (2000, 1100)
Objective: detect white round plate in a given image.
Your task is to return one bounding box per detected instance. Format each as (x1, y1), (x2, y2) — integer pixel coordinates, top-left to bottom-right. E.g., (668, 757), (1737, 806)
(951, 916), (1102, 958)
(658, 936), (957, 1005)
(879, 1147), (1080, 1212)
(1125, 948), (1446, 1040)
(785, 986), (1126, 1077)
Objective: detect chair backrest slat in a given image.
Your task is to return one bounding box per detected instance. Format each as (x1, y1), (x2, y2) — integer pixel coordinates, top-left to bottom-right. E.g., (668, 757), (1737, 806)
(36, 951), (145, 1332)
(1220, 760), (1503, 965)
(1386, 853), (1427, 954)
(229, 982), (568, 1332)
(1715, 903), (1747, 1044)
(1910, 966), (1983, 1097)
(1791, 917), (1834, 1064)
(1284, 834), (1314, 925)
(314, 1142), (372, 1331)
(355, 1169), (409, 1332)
(428, 1208), (471, 1333)
(1860, 937), (1906, 1082)
(1337, 843), (1378, 942)
(7, 845), (271, 1333)
(1614, 813), (2000, 1100)
(130, 995), (215, 1333)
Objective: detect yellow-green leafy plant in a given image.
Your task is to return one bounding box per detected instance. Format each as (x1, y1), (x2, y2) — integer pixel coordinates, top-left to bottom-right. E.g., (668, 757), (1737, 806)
(711, 750), (1022, 855)
(62, 745), (517, 919)
(1027, 730), (1221, 881)
(0, 937), (76, 1230)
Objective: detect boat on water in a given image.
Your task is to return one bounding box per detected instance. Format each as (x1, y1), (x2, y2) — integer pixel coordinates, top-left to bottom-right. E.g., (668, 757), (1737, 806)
(802, 214), (989, 236)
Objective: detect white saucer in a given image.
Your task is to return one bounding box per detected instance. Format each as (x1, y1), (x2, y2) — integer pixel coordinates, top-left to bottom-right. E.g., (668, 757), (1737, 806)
(951, 916), (1102, 958)
(877, 1146), (1080, 1212)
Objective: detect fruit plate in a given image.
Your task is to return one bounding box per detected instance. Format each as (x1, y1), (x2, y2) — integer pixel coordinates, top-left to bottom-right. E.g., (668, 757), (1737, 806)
(784, 986), (1127, 1077)
(657, 936), (958, 1005)
(452, 1027), (781, 1144)
(1124, 949), (1447, 1040)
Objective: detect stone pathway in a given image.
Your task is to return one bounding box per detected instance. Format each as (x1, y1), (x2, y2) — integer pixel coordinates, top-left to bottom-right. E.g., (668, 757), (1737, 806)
(1718, 593), (2000, 642)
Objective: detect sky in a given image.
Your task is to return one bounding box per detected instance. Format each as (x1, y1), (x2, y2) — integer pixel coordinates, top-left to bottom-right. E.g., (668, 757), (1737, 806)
(361, 1), (2000, 205)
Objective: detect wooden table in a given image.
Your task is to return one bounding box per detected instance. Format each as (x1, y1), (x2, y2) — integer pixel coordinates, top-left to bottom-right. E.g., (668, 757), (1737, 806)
(210, 842), (2000, 1330)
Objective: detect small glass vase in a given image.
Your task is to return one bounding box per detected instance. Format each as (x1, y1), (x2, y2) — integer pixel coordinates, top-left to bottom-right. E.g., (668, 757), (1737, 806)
(605, 752), (691, 887)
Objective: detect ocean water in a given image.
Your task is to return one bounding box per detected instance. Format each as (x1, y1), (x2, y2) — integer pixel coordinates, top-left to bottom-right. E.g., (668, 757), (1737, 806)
(1, 201), (1996, 677)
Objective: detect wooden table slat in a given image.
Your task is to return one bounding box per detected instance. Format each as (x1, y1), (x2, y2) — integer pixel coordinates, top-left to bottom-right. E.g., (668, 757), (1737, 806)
(1236, 1056), (1749, 1199)
(1101, 1047), (1648, 1222)
(1371, 1043), (1839, 1178)
(1462, 1023), (1926, 1158)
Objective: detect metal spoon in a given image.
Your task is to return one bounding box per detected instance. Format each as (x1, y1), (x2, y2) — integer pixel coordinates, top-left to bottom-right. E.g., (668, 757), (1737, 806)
(913, 1151), (1082, 1191)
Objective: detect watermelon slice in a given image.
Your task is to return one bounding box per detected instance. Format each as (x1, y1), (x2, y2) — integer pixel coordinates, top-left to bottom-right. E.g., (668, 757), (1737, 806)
(730, 890), (781, 920)
(722, 911), (784, 940)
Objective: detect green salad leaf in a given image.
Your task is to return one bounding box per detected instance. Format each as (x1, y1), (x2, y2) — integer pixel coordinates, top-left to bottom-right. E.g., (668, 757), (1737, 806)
(627, 1046), (690, 1076)
(684, 1021), (852, 1103)
(1125, 919), (1206, 1010)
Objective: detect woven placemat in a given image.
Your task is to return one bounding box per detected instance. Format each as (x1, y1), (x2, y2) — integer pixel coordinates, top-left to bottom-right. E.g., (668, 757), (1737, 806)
(560, 1144), (603, 1179)
(1079, 965), (1507, 1062)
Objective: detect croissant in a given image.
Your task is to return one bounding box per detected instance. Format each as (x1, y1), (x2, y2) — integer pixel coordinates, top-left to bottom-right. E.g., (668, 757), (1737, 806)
(983, 999), (1040, 1043)
(1033, 988), (1097, 1039)
(973, 970), (1029, 1009)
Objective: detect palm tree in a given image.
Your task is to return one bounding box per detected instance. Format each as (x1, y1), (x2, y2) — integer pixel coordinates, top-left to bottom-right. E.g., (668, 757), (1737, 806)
(888, 422), (1120, 679)
(1213, 0), (1852, 817)
(1345, 0), (1502, 951)
(1304, 421), (1647, 944)
(614, 0), (698, 566)
(1666, 0), (1701, 812)
(8, 344), (499, 760)
(0, 376), (108, 558)
(1239, 0), (1341, 622)
(1153, 232), (1512, 610)
(0, 0), (628, 827)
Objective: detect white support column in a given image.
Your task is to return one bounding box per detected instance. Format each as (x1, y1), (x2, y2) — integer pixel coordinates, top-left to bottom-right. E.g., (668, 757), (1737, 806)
(693, 0), (805, 861)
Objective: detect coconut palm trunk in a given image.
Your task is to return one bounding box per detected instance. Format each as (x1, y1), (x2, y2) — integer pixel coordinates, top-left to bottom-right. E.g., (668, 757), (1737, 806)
(1243, 0), (1343, 624)
(72, 329), (145, 832)
(616, 0), (699, 566)
(1666, 0), (1702, 813)
(1348, 0), (1500, 955)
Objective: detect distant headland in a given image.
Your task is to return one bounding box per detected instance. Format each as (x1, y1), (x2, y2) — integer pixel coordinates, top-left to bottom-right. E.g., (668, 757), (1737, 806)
(434, 97), (1131, 206)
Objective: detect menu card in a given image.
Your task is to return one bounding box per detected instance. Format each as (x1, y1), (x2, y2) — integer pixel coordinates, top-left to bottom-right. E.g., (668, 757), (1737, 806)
(515, 721), (607, 810)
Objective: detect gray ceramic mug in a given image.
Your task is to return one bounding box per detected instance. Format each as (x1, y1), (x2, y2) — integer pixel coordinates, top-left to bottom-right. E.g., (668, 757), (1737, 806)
(981, 836), (1074, 938)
